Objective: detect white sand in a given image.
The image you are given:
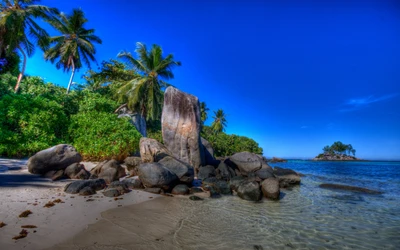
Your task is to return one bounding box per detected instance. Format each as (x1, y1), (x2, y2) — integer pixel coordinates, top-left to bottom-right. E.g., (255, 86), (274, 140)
(0, 158), (159, 250)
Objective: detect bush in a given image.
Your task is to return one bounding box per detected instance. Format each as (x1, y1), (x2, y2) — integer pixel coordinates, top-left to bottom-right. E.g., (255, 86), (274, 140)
(201, 126), (263, 157)
(0, 73), (16, 97)
(69, 111), (142, 161)
(0, 94), (68, 157)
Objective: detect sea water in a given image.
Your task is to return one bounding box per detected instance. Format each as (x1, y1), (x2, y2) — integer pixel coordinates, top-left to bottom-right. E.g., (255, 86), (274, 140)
(169, 161), (400, 249)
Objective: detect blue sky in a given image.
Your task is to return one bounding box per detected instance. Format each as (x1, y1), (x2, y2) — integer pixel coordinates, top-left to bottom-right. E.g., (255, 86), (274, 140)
(25, 0), (400, 160)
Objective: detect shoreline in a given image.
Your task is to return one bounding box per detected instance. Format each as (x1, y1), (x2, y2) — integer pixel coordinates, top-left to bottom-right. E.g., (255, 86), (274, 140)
(0, 158), (159, 250)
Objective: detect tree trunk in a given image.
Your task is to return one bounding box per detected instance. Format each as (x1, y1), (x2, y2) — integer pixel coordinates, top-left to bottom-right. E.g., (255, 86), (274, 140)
(14, 46), (27, 93)
(66, 59), (75, 94)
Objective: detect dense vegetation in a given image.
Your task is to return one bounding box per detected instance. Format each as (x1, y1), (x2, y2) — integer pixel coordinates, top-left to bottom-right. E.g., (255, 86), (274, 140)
(0, 0), (264, 160)
(318, 141), (356, 157)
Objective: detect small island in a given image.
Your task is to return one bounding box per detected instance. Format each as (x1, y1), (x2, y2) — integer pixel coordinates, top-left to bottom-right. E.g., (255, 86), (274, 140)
(313, 141), (360, 161)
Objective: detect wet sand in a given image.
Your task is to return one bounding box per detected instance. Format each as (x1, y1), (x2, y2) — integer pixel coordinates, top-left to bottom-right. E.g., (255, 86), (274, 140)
(0, 158), (158, 250)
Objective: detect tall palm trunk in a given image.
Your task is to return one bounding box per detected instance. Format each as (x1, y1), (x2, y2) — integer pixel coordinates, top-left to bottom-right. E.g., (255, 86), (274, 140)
(14, 45), (26, 93)
(66, 59), (75, 94)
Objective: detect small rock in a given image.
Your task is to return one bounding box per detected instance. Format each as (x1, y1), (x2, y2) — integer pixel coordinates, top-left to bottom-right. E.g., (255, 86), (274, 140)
(171, 184), (190, 195)
(189, 196), (204, 201)
(237, 181), (262, 201)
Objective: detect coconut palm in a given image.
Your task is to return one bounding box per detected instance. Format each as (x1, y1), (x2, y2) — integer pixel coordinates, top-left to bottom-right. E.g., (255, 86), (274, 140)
(116, 42), (181, 121)
(44, 8), (102, 94)
(200, 101), (209, 124)
(211, 109), (227, 133)
(0, 0), (58, 92)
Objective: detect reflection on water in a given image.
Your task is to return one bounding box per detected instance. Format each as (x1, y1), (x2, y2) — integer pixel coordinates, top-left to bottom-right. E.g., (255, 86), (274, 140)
(167, 161), (400, 249)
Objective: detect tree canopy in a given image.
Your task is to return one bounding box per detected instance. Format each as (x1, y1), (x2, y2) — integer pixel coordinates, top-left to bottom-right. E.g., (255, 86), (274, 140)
(322, 141), (356, 156)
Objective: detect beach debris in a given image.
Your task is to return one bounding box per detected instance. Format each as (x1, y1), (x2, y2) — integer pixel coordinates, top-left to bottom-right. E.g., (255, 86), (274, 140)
(44, 201), (55, 208)
(21, 225), (37, 228)
(86, 199), (95, 202)
(114, 197), (123, 201)
(19, 210), (32, 218)
(53, 199), (64, 203)
(0, 221), (6, 228)
(12, 229), (28, 240)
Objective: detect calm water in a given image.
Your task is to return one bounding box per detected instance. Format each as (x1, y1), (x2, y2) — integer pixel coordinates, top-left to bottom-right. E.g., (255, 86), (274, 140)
(169, 161), (400, 249)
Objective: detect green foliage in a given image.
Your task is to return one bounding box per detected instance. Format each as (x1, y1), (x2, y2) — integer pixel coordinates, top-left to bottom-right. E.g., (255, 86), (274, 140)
(322, 141), (356, 156)
(211, 109), (227, 133)
(201, 126), (263, 157)
(0, 93), (68, 157)
(69, 112), (142, 161)
(0, 52), (20, 76)
(77, 91), (118, 113)
(0, 73), (17, 97)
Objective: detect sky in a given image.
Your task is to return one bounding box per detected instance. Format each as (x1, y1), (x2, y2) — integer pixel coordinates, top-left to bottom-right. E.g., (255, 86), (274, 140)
(25, 0), (400, 160)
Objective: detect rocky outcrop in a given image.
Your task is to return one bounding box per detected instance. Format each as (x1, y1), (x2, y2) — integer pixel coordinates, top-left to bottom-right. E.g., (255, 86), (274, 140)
(216, 162), (236, 181)
(229, 152), (262, 176)
(273, 167), (301, 188)
(162, 87), (205, 173)
(139, 137), (171, 163)
(90, 160), (126, 184)
(27, 144), (82, 175)
(268, 157), (287, 163)
(255, 163), (274, 180)
(137, 163), (179, 191)
(313, 153), (360, 161)
(158, 156), (194, 185)
(261, 178), (280, 200)
(319, 183), (383, 194)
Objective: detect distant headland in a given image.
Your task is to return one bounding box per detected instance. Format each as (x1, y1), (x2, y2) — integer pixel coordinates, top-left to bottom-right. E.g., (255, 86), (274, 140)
(313, 141), (361, 161)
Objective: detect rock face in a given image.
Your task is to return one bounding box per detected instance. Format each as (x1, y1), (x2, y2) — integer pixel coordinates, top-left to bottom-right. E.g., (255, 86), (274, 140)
(162, 87), (205, 173)
(27, 144), (82, 175)
(137, 163), (179, 190)
(261, 178), (280, 200)
(139, 137), (171, 163)
(237, 181), (262, 201)
(158, 156), (194, 185)
(216, 162), (236, 181)
(198, 165), (216, 180)
(229, 152), (262, 176)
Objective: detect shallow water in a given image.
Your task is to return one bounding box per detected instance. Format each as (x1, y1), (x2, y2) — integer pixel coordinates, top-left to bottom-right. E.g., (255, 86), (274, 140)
(170, 161), (400, 249)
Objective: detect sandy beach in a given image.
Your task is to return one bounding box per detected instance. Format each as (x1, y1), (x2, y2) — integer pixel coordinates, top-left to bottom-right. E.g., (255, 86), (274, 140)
(0, 158), (159, 250)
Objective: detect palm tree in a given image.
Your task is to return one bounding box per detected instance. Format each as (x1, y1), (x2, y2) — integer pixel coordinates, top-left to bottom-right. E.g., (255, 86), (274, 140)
(211, 109), (227, 133)
(44, 8), (102, 94)
(0, 0), (58, 92)
(200, 101), (209, 124)
(116, 42), (181, 121)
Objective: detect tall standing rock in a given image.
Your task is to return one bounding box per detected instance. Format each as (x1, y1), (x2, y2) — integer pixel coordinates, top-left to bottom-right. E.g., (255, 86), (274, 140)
(162, 87), (205, 173)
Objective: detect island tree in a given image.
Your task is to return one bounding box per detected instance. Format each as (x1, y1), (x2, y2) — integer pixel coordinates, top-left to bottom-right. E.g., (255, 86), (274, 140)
(322, 141), (356, 156)
(0, 0), (59, 92)
(45, 8), (102, 94)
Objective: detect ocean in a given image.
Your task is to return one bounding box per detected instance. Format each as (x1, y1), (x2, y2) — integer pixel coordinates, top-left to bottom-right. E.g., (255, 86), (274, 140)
(167, 160), (400, 249)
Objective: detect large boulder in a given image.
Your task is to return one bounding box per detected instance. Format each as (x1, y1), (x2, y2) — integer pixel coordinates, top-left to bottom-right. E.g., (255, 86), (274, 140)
(198, 165), (216, 180)
(137, 163), (179, 190)
(255, 163), (274, 180)
(139, 137), (171, 163)
(124, 156), (142, 171)
(216, 161), (236, 181)
(64, 179), (107, 194)
(273, 167), (301, 187)
(229, 152), (262, 176)
(201, 137), (218, 166)
(261, 178), (280, 200)
(27, 144), (82, 175)
(237, 181), (262, 201)
(91, 160), (126, 184)
(65, 163), (90, 180)
(121, 176), (143, 189)
(162, 87), (205, 173)
(158, 156), (194, 185)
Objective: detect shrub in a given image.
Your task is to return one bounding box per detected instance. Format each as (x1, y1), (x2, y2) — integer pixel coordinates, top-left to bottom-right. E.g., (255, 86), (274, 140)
(0, 94), (68, 157)
(201, 126), (263, 157)
(69, 111), (142, 161)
